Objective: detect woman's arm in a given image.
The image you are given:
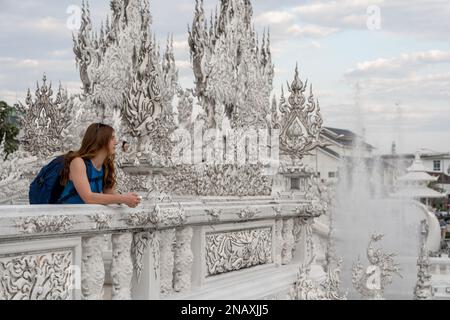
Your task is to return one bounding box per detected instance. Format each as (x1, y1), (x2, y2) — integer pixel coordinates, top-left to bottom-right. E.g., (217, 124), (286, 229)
(69, 158), (139, 207)
(104, 188), (116, 195)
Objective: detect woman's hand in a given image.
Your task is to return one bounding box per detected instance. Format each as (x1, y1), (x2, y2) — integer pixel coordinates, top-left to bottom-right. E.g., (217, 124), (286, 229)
(121, 192), (141, 208)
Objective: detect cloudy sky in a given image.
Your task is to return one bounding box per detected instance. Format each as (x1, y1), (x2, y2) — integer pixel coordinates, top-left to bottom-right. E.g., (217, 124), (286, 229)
(1, 0), (449, 154)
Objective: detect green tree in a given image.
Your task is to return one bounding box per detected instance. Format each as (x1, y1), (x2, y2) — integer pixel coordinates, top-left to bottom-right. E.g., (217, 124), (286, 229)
(0, 100), (20, 160)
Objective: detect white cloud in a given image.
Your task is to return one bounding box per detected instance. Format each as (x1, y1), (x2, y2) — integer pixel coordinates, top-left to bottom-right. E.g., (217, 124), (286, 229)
(255, 11), (295, 25)
(287, 24), (338, 38)
(291, 0), (450, 40)
(345, 50), (450, 78)
(0, 90), (23, 105)
(17, 59), (40, 68)
(50, 50), (71, 58)
(335, 49), (450, 153)
(33, 16), (65, 32)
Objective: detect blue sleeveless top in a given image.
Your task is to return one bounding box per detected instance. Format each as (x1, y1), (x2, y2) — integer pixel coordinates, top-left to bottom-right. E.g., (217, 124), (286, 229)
(58, 159), (104, 204)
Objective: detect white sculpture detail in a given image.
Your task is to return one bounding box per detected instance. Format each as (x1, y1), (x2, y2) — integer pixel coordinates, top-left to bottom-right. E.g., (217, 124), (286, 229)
(352, 233), (402, 300)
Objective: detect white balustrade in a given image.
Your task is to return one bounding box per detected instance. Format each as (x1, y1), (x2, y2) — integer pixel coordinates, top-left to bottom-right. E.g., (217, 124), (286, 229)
(0, 198), (325, 300)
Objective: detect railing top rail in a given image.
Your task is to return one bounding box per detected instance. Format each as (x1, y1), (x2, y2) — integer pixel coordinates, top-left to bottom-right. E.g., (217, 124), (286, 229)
(0, 197), (323, 240)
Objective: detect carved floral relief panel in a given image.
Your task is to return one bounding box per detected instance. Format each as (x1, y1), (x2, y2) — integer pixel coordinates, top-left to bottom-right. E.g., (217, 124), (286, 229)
(205, 227), (273, 277)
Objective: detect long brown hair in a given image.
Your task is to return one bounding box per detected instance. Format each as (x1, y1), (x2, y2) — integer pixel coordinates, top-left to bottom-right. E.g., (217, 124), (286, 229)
(60, 123), (116, 190)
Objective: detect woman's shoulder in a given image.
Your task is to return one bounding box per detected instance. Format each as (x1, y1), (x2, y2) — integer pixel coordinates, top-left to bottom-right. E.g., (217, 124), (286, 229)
(70, 157), (87, 169)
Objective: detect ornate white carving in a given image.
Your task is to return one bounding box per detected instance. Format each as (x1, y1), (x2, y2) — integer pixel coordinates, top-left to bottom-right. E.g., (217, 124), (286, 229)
(205, 227), (272, 276)
(289, 209), (346, 300)
(205, 208), (222, 222)
(142, 164), (272, 197)
(16, 215), (74, 234)
(414, 220), (433, 300)
(81, 235), (105, 300)
(272, 65), (324, 160)
(132, 230), (160, 284)
(15, 74), (71, 158)
(352, 233), (402, 300)
(305, 175), (330, 216)
(126, 210), (152, 227)
(237, 207), (260, 220)
(111, 233), (133, 300)
(154, 204), (186, 226)
(0, 147), (31, 203)
(189, 0), (274, 129)
(272, 205), (283, 218)
(123, 35), (163, 138)
(72, 0), (180, 156)
(0, 251), (73, 300)
(159, 229), (176, 296)
(131, 231), (151, 283)
(173, 227), (194, 293)
(289, 255), (346, 300)
(90, 212), (112, 230)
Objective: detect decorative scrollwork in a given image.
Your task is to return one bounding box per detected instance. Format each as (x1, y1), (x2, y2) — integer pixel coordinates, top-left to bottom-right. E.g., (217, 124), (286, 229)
(126, 211), (151, 227)
(16, 215), (74, 234)
(205, 208), (222, 221)
(272, 205), (282, 217)
(131, 231), (151, 283)
(154, 203), (186, 226)
(237, 207), (260, 220)
(89, 212), (112, 230)
(205, 227), (272, 276)
(131, 231), (160, 285)
(0, 251), (73, 300)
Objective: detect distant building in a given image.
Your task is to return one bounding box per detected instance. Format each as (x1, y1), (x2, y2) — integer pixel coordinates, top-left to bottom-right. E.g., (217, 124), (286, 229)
(382, 153), (450, 187)
(381, 152), (450, 209)
(390, 153), (446, 206)
(303, 127), (375, 182)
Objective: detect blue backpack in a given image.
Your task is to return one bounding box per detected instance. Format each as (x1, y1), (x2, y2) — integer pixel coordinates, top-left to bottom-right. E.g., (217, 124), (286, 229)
(29, 156), (66, 204)
(29, 156), (104, 205)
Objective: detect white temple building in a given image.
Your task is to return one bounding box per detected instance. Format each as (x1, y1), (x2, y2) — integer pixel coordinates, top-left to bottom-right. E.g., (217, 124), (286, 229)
(391, 153), (446, 206)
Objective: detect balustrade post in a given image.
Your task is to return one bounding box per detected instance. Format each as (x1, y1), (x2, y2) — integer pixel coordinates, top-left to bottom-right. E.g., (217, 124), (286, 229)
(81, 235), (105, 300)
(281, 219), (295, 265)
(111, 233), (133, 300)
(131, 231), (161, 300)
(173, 227), (194, 293)
(159, 229), (176, 297)
(274, 219), (283, 266)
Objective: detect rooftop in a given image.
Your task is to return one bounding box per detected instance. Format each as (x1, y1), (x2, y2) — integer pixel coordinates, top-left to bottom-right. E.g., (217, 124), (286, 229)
(322, 127), (375, 150)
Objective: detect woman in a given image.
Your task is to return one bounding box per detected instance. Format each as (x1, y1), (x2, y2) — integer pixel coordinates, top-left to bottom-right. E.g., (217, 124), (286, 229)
(58, 123), (141, 208)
